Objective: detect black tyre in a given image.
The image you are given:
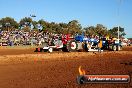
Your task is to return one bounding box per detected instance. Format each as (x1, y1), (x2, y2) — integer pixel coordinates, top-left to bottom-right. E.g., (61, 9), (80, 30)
(34, 48), (38, 52)
(117, 45), (122, 51)
(112, 45), (117, 51)
(83, 43), (88, 52)
(66, 40), (78, 52)
(48, 48), (53, 53)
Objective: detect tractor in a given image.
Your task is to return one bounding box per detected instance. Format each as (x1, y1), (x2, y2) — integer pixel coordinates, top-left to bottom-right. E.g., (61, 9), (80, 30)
(104, 38), (122, 51)
(75, 34), (122, 52)
(74, 34), (101, 52)
(34, 33), (122, 53)
(34, 34), (78, 52)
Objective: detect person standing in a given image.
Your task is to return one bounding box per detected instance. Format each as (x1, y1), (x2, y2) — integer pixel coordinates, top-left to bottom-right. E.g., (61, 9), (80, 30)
(98, 39), (102, 53)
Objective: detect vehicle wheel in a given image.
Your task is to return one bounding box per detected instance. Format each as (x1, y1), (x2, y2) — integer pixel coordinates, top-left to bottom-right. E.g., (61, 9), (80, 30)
(117, 45), (122, 51)
(112, 45), (117, 51)
(48, 48), (53, 53)
(62, 45), (68, 52)
(83, 43), (88, 52)
(34, 48), (38, 52)
(66, 40), (78, 52)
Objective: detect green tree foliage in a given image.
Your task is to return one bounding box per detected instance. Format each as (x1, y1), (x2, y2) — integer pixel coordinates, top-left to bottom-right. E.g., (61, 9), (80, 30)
(32, 21), (38, 29)
(83, 24), (108, 36)
(0, 17), (126, 38)
(84, 26), (95, 36)
(109, 26), (126, 38)
(19, 17), (32, 26)
(38, 19), (47, 30)
(67, 20), (82, 35)
(95, 24), (108, 36)
(19, 17), (32, 31)
(84, 25), (126, 38)
(59, 23), (68, 34)
(0, 17), (18, 31)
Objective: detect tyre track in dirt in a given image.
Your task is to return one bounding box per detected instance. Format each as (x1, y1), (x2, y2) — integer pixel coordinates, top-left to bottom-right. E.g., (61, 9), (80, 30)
(0, 46), (131, 88)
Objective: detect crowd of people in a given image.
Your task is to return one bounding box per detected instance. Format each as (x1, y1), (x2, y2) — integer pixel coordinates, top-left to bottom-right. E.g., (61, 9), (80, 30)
(0, 29), (101, 47)
(0, 29), (130, 47)
(0, 29), (57, 46)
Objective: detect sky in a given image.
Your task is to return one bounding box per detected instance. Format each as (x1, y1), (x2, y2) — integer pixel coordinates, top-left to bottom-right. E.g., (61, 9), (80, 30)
(0, 0), (132, 38)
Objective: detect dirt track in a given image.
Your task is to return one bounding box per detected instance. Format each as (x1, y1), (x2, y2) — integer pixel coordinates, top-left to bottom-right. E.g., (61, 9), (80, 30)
(0, 46), (132, 88)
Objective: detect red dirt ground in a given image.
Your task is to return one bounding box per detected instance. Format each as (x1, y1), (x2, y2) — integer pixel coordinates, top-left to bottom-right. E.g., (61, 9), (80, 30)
(0, 46), (132, 88)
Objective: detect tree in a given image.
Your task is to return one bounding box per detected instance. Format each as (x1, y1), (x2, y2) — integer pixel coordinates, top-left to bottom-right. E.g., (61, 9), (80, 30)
(68, 20), (82, 35)
(83, 24), (108, 36)
(93, 24), (108, 37)
(19, 17), (33, 31)
(83, 26), (95, 36)
(59, 23), (68, 34)
(109, 26), (126, 38)
(0, 17), (18, 31)
(32, 21), (38, 29)
(38, 19), (47, 30)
